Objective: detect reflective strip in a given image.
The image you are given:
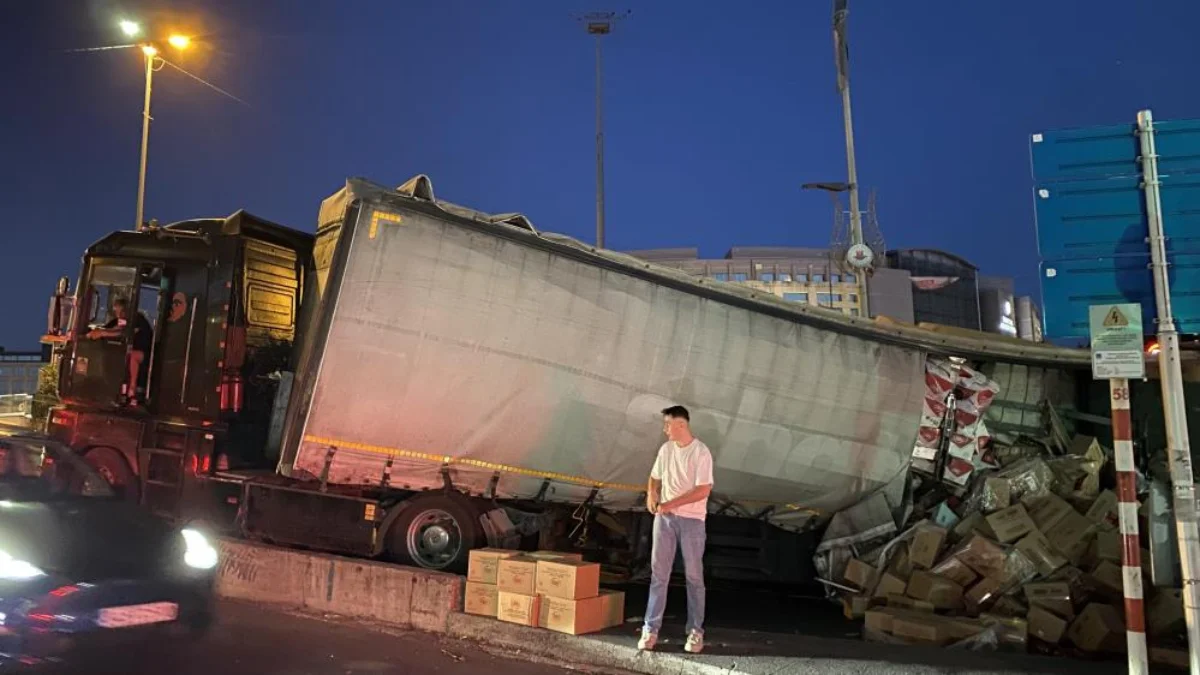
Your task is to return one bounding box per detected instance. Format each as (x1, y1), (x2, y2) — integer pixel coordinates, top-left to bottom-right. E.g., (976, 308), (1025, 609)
(1118, 502), (1141, 533)
(1122, 565), (1145, 600)
(1126, 630), (1148, 674)
(1114, 441), (1136, 472)
(368, 211), (403, 239)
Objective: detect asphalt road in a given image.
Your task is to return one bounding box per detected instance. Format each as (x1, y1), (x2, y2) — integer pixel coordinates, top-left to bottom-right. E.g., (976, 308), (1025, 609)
(43, 600), (612, 675)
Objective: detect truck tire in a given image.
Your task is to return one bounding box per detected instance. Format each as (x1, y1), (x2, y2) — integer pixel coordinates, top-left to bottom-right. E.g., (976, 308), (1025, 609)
(85, 447), (139, 502)
(385, 494), (482, 573)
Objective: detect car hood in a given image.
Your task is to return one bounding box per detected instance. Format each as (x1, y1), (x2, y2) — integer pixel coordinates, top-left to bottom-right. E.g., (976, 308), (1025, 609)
(0, 499), (180, 580)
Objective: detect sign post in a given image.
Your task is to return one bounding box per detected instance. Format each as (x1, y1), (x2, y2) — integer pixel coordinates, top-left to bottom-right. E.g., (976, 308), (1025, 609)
(1089, 303), (1148, 674)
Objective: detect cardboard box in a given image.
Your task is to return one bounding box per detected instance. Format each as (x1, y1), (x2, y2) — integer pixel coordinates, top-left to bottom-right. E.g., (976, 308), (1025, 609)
(932, 501), (961, 530)
(906, 570), (964, 610)
(886, 594), (934, 613)
(1151, 647), (1189, 669)
(864, 609), (897, 634)
(464, 581), (499, 617)
(1028, 606), (1068, 644)
(941, 616), (987, 641)
(1147, 588), (1185, 637)
(496, 556), (540, 595)
(496, 591), (540, 627)
(535, 559), (601, 600)
(1085, 490), (1119, 530)
(955, 534), (1007, 578)
(1044, 511), (1096, 565)
(873, 572), (908, 598)
(1090, 561), (1124, 600)
(528, 550), (584, 562)
(1027, 494), (1075, 533)
(886, 543), (914, 579)
(598, 589), (626, 628)
(983, 477), (1012, 512)
(843, 594), (878, 619)
(1024, 582), (1073, 619)
(467, 548), (520, 584)
(539, 595), (608, 635)
(1066, 603), (1124, 653)
(891, 616), (949, 645)
(986, 504), (1036, 543)
(930, 556), (978, 588)
(1014, 529), (1067, 576)
(1092, 531), (1122, 564)
(965, 576), (1004, 614)
(843, 558), (879, 591)
(909, 526), (948, 570)
(991, 595), (1027, 618)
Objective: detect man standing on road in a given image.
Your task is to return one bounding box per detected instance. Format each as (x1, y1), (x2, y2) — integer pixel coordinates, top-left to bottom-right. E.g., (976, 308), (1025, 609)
(639, 405), (713, 654)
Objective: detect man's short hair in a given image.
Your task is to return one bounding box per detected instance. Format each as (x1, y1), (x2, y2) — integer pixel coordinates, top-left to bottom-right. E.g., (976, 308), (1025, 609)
(112, 297), (127, 308)
(661, 405), (690, 422)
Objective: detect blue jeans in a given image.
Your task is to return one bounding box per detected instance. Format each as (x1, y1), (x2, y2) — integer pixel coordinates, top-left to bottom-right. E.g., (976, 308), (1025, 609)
(643, 513), (706, 636)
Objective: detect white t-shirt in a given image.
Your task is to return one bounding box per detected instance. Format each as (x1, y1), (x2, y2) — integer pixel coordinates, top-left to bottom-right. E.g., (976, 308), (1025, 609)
(650, 438), (715, 521)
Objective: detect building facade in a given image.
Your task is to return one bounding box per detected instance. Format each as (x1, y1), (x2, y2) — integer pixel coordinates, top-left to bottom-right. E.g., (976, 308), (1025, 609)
(625, 247), (915, 321)
(885, 249), (983, 330)
(0, 349), (48, 419)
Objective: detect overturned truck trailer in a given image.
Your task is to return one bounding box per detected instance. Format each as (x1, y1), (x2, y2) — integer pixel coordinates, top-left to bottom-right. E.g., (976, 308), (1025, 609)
(269, 176), (1089, 582)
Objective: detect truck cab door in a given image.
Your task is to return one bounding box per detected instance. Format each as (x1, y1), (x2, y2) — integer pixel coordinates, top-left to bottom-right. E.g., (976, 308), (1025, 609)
(66, 264), (138, 405)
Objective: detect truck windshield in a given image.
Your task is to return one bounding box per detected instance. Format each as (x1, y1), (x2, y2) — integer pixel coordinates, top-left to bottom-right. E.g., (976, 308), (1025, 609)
(85, 265), (138, 328)
(0, 437), (114, 502)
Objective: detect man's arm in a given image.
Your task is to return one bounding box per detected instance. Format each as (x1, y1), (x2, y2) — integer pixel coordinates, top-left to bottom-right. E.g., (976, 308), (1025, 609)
(647, 477), (662, 514)
(659, 484), (712, 512)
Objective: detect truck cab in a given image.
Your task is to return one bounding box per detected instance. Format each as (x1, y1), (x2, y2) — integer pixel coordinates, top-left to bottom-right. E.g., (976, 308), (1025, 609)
(43, 213), (313, 530)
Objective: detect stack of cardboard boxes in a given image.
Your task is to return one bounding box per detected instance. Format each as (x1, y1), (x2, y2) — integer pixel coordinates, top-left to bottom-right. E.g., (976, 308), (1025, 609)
(464, 548), (625, 635)
(842, 479), (1185, 661)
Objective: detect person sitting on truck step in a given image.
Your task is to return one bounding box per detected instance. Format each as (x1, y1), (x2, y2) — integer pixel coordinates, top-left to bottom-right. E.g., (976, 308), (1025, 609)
(639, 405), (714, 655)
(86, 297), (153, 407)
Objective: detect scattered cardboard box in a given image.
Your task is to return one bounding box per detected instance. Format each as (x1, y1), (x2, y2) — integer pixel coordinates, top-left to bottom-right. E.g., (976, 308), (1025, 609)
(1014, 529), (1067, 576)
(497, 556), (540, 595)
(932, 502), (961, 530)
(891, 616), (950, 645)
(1044, 511), (1095, 565)
(464, 581), (500, 617)
(887, 543), (914, 579)
(1089, 561), (1124, 601)
(1027, 606), (1068, 644)
(864, 609), (897, 634)
(931, 556), (978, 588)
(1024, 582), (1073, 619)
(497, 591), (540, 627)
(1027, 494), (1074, 533)
(1150, 647), (1189, 669)
(1091, 531), (1122, 565)
(1147, 588), (1185, 637)
(1066, 603), (1124, 653)
(468, 548), (520, 584)
(983, 477), (1011, 512)
(1085, 490), (1119, 531)
(910, 526), (948, 570)
(843, 594), (876, 619)
(955, 535), (1007, 578)
(843, 558), (879, 591)
(539, 595), (608, 635)
(907, 570), (964, 610)
(965, 576), (1004, 615)
(527, 550), (584, 561)
(873, 572), (908, 598)
(990, 595), (1027, 618)
(986, 504), (1036, 543)
(535, 559), (601, 600)
(886, 594), (934, 613)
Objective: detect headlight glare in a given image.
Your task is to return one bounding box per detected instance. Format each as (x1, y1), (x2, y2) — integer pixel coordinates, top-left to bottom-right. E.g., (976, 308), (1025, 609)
(181, 528), (219, 570)
(0, 550), (44, 580)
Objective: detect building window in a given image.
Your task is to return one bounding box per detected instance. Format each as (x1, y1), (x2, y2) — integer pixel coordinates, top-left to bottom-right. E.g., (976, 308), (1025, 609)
(760, 273), (775, 283)
(830, 274), (840, 283)
(782, 292), (808, 303)
(779, 273), (792, 283)
(813, 274), (824, 283)
(844, 273), (856, 283)
(731, 273), (748, 282)
(713, 273), (728, 281)
(851, 308), (860, 317)
(850, 294), (858, 303)
(793, 273), (806, 283)
(817, 293), (843, 305)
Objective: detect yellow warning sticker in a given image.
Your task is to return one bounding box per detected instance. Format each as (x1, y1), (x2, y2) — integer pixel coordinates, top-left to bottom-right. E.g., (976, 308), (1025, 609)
(1102, 306), (1128, 328)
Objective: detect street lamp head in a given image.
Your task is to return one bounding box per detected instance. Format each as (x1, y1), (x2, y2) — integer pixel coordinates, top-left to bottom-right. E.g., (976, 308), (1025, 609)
(119, 20), (141, 37)
(167, 35), (191, 50)
(141, 44), (158, 57)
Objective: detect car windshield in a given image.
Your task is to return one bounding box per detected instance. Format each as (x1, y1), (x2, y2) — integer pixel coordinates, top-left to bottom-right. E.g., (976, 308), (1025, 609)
(0, 436), (114, 501)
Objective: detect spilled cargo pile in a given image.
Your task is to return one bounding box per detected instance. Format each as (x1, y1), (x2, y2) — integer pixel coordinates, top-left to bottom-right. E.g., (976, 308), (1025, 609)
(464, 548), (625, 635)
(817, 357), (1187, 666)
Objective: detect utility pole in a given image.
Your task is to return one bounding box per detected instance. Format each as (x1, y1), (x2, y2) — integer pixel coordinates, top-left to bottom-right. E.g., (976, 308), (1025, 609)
(578, 11), (629, 250)
(832, 0), (871, 317)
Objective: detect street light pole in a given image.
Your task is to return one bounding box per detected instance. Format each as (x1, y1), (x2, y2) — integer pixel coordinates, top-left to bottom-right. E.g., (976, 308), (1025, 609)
(580, 11), (628, 250)
(832, 0), (871, 317)
(135, 46), (156, 230)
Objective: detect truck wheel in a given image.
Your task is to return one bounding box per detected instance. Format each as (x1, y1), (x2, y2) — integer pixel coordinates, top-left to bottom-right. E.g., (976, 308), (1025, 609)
(386, 495), (482, 573)
(85, 447), (139, 502)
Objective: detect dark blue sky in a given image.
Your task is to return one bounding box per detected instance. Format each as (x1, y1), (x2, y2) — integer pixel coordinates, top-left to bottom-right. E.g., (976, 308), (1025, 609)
(2, 0), (1198, 349)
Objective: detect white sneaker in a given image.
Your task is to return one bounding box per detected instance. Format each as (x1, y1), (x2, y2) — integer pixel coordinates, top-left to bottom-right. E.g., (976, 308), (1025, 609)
(684, 630), (704, 654)
(638, 628), (658, 651)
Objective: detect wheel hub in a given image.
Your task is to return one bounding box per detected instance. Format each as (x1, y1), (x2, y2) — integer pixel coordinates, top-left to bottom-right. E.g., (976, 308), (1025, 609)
(406, 508), (463, 570)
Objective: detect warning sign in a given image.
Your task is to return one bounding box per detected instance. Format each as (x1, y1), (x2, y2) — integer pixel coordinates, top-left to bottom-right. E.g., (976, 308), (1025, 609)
(1089, 303), (1145, 379)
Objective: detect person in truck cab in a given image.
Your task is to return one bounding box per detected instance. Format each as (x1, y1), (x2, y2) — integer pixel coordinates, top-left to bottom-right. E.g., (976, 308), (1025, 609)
(86, 297), (153, 406)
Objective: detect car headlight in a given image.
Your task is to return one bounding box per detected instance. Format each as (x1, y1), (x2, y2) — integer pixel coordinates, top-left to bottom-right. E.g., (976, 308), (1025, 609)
(180, 529), (218, 570)
(0, 551), (43, 580)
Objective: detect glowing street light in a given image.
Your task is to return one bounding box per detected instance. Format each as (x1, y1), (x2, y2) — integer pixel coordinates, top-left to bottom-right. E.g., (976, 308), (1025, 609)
(119, 20), (141, 37)
(140, 45), (158, 57)
(167, 35), (190, 50)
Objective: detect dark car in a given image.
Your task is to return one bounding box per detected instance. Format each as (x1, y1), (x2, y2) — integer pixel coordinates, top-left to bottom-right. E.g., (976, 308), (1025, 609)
(0, 435), (217, 667)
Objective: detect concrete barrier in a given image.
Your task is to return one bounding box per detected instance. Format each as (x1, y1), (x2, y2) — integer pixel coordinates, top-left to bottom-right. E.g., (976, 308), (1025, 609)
(215, 539), (463, 633)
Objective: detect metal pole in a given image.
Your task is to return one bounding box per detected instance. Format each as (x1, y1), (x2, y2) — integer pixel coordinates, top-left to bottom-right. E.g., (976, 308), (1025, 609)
(1110, 377), (1149, 674)
(594, 33), (606, 250)
(135, 51), (154, 230)
(1138, 108), (1200, 674)
(838, 51), (870, 317)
